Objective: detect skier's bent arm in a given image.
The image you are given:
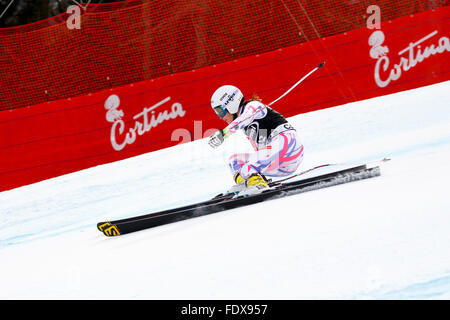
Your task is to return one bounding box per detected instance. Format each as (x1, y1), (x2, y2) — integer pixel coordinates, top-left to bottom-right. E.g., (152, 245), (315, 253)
(208, 103), (263, 148)
(224, 102), (264, 136)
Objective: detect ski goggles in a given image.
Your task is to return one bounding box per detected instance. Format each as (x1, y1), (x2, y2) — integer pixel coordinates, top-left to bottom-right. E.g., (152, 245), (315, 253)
(213, 105), (228, 117)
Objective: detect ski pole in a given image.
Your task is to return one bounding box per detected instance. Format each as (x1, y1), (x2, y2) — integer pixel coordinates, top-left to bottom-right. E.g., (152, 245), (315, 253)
(269, 163), (334, 186)
(226, 62), (325, 132)
(268, 61), (325, 106)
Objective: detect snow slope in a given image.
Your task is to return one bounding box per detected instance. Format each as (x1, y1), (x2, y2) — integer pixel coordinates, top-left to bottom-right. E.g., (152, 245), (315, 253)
(1, 81), (450, 299)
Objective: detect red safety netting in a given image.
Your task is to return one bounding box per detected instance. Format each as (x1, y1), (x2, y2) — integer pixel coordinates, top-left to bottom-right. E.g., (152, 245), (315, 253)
(0, 0), (447, 110)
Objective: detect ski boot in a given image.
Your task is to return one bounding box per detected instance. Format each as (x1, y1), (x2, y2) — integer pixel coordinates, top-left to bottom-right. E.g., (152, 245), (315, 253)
(236, 173), (270, 197)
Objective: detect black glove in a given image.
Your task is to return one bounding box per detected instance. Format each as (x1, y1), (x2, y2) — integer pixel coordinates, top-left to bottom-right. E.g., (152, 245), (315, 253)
(208, 129), (225, 148)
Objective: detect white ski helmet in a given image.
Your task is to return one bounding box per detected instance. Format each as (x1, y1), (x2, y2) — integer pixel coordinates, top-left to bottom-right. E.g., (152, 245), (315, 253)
(210, 85), (244, 117)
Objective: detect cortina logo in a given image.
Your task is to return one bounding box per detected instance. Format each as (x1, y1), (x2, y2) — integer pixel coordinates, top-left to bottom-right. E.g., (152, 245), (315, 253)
(369, 29), (450, 88)
(104, 95), (186, 151)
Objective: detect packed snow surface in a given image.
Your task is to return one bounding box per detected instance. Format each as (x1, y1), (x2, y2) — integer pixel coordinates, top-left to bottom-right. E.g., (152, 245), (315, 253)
(1, 81), (450, 299)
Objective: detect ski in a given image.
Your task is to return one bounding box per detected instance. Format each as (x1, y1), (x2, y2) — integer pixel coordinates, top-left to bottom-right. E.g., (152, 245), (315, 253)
(96, 162), (338, 234)
(97, 164), (380, 237)
(270, 157), (390, 186)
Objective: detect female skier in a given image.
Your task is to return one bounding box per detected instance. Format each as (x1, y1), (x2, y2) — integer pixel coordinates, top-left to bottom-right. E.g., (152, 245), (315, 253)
(208, 85), (304, 196)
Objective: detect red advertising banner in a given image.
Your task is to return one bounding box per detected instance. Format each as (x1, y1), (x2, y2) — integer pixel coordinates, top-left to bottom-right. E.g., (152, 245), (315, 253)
(1, 7), (449, 192)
